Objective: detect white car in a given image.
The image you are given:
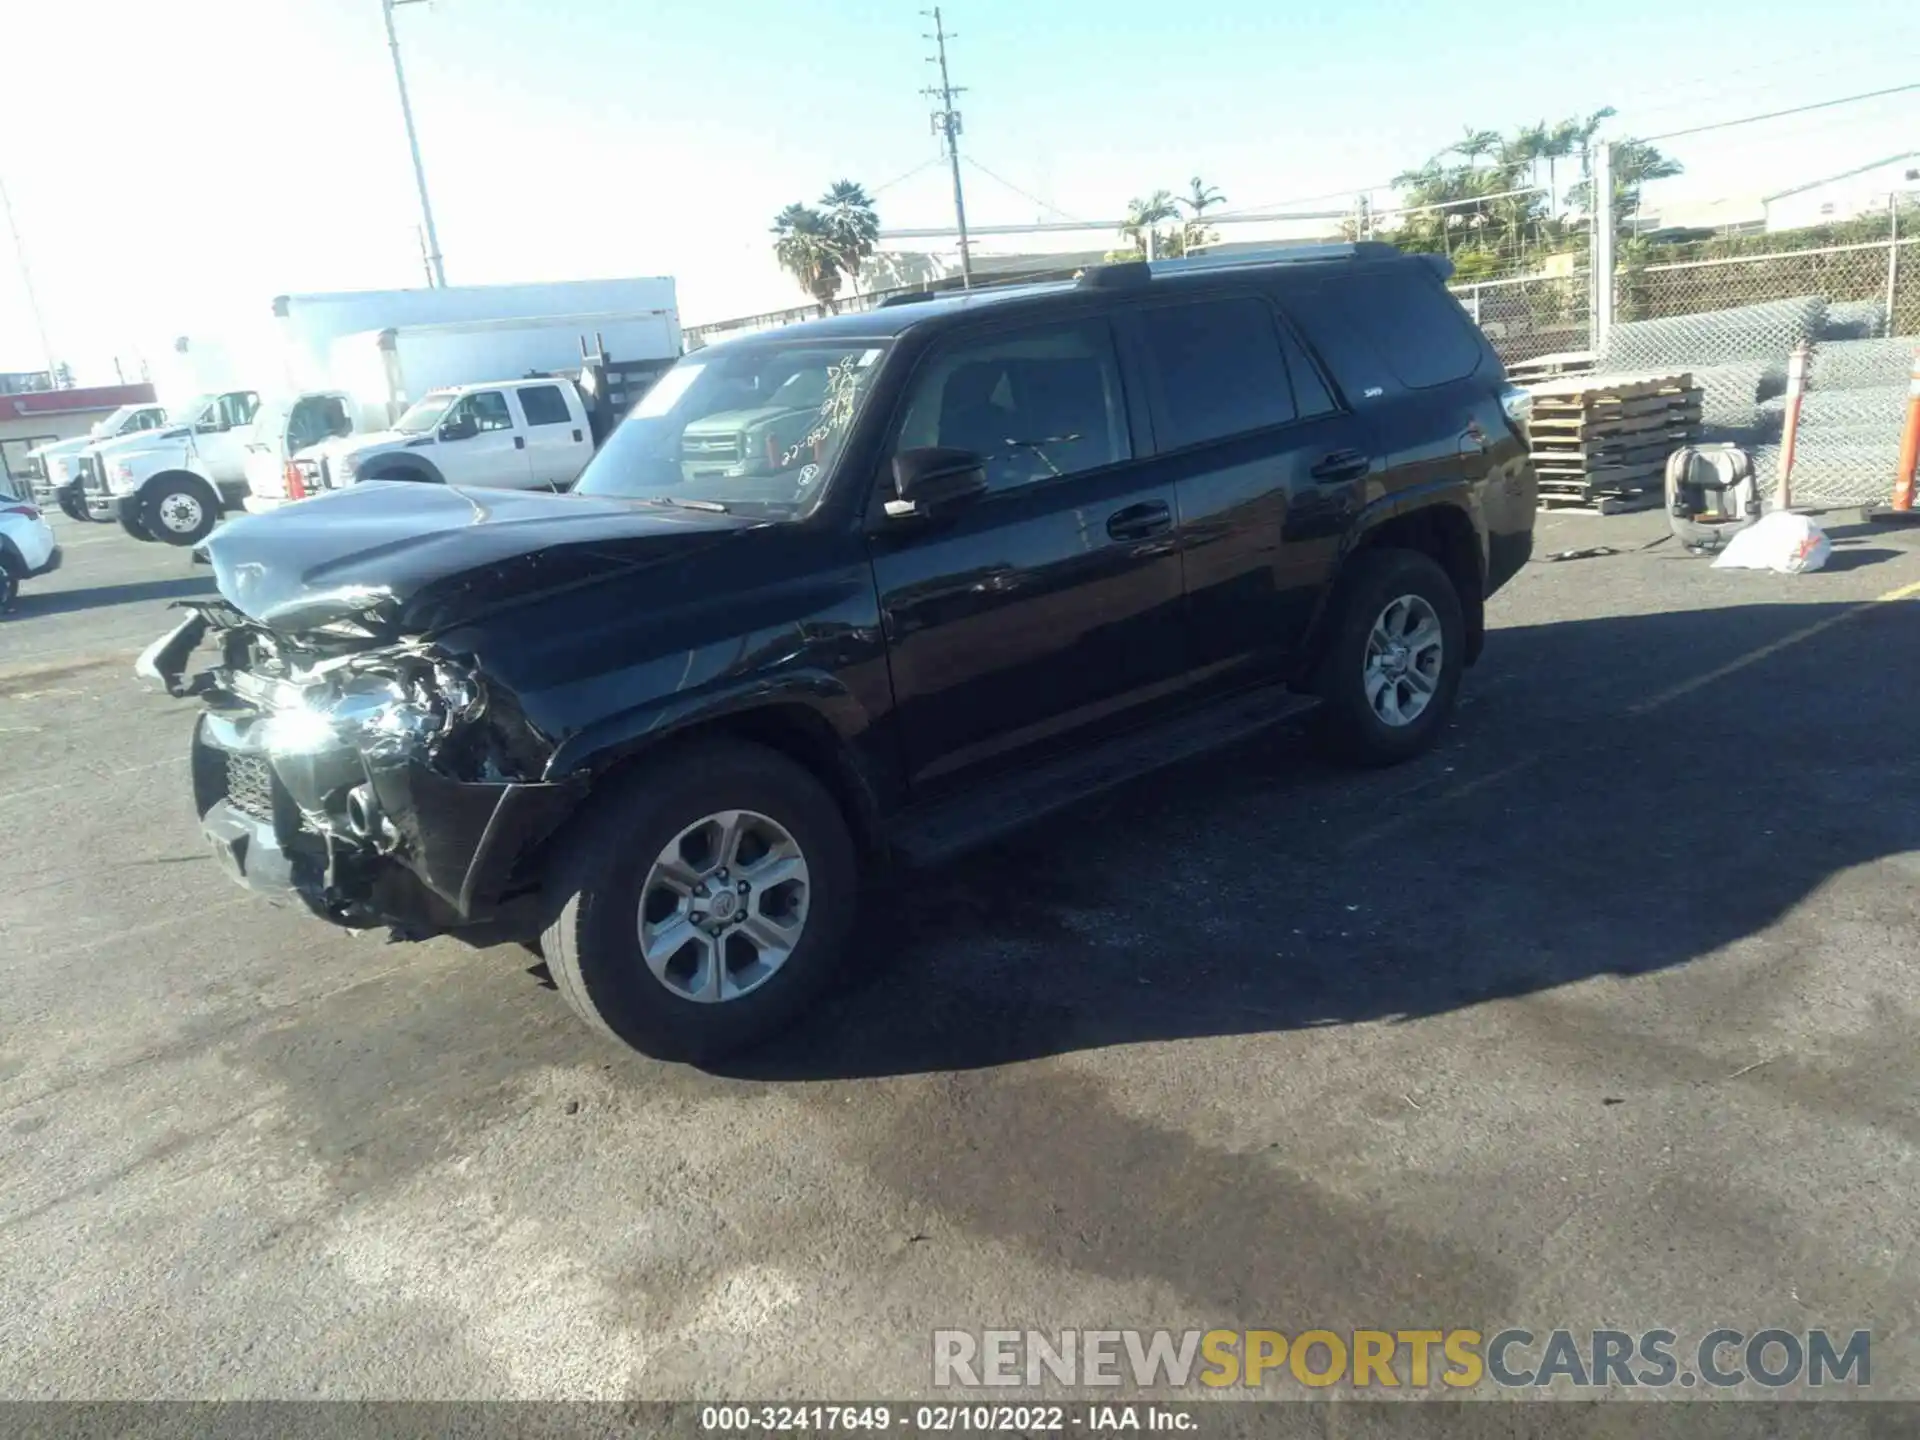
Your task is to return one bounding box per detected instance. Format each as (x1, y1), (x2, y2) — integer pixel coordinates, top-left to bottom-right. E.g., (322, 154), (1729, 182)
(0, 492), (60, 611)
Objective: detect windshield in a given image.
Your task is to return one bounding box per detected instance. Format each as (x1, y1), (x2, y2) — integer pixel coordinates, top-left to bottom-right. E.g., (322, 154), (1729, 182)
(572, 339), (891, 516)
(395, 393), (458, 434)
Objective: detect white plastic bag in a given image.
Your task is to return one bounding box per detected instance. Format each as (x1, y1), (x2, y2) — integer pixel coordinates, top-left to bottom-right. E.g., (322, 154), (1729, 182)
(1711, 510), (1832, 574)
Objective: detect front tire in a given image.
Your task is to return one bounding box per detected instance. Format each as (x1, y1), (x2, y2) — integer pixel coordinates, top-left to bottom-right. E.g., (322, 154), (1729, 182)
(142, 478), (219, 546)
(119, 506), (155, 542)
(540, 739), (859, 1064)
(1310, 548), (1466, 767)
(57, 489), (87, 523)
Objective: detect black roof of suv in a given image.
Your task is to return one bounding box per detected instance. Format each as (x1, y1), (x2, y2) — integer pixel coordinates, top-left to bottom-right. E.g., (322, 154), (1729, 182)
(147, 239), (1539, 1062)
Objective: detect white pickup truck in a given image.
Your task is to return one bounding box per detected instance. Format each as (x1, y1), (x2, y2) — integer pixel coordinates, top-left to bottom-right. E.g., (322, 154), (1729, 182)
(244, 377), (599, 512)
(80, 390), (262, 543)
(26, 403), (171, 520)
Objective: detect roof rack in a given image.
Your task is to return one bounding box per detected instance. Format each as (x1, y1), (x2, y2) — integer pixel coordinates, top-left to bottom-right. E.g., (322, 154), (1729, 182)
(1076, 241), (1405, 289)
(877, 276), (1071, 308)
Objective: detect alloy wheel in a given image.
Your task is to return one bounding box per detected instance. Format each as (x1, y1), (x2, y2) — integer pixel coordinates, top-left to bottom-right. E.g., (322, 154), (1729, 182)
(1364, 593), (1445, 727)
(635, 809), (811, 1003)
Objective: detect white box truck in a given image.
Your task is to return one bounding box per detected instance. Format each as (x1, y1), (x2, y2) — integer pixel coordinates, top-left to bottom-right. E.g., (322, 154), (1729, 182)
(326, 310), (682, 428)
(273, 277), (681, 391)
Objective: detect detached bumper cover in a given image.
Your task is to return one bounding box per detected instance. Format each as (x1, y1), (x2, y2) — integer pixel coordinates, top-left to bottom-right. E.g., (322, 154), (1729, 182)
(190, 711), (583, 932)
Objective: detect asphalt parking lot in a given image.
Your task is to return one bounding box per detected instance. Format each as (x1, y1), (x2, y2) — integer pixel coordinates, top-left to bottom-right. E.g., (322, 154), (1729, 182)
(3, 505), (1919, 1408)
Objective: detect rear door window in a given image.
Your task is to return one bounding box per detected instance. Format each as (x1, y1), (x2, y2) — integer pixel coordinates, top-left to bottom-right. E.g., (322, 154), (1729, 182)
(517, 384), (573, 426)
(1287, 267), (1483, 393)
(1132, 295), (1296, 450)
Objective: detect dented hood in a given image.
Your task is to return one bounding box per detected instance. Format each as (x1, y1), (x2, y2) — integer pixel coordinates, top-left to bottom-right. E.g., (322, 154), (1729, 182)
(198, 480), (751, 636)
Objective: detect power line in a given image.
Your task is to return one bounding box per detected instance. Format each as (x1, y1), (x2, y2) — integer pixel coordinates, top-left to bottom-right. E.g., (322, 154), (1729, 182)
(870, 157), (945, 197)
(1636, 81), (1920, 143)
(962, 157), (1081, 222)
(921, 7), (973, 288)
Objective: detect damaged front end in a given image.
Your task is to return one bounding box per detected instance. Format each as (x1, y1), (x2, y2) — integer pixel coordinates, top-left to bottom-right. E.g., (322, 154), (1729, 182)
(139, 601), (585, 940)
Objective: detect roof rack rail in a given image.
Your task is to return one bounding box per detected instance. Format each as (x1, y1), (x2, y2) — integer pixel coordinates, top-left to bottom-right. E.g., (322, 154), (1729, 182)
(877, 274), (1073, 308)
(1076, 241), (1402, 289)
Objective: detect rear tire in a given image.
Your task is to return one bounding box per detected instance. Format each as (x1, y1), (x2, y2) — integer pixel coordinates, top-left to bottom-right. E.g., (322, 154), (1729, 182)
(0, 556), (18, 612)
(540, 739), (859, 1064)
(1310, 548), (1466, 767)
(142, 479), (219, 546)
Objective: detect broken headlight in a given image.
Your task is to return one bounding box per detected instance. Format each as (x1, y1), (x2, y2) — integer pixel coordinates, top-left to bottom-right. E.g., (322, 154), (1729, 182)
(258, 652), (483, 759)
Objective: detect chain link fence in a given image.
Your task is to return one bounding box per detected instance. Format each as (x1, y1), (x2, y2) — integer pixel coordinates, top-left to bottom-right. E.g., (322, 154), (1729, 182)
(1450, 272), (1590, 365)
(1594, 239), (1919, 505)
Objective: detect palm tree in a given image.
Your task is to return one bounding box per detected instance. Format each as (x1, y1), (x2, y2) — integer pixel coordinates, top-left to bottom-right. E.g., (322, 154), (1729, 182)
(1510, 121), (1549, 190)
(1177, 176), (1227, 254)
(1543, 118), (1581, 213)
(1119, 190), (1180, 258)
(771, 203), (843, 309)
(1178, 176), (1226, 218)
(1453, 128), (1502, 167)
(819, 180), (880, 294)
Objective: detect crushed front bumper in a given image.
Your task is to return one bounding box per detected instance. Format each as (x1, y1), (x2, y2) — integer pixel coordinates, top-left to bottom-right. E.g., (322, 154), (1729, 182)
(188, 702), (585, 937)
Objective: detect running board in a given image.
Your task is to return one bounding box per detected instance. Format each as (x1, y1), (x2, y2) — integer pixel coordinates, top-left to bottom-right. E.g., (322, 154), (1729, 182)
(887, 684), (1320, 867)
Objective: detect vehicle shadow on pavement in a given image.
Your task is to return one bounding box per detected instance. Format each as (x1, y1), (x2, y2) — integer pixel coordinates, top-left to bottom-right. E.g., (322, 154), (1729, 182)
(719, 597), (1920, 1080)
(9, 575), (216, 618)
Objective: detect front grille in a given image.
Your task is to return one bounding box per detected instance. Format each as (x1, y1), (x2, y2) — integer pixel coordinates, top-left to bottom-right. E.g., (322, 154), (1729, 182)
(224, 753), (276, 823)
(78, 455), (106, 493)
(682, 433), (744, 462)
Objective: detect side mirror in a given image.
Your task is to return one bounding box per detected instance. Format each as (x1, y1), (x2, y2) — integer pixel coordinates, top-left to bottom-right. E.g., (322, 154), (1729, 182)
(195, 419), (228, 435)
(439, 416), (478, 442)
(890, 446), (987, 515)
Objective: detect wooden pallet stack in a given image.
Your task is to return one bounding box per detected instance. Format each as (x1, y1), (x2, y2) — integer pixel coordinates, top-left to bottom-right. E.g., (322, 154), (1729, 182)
(1505, 349), (1597, 385)
(1525, 371), (1702, 514)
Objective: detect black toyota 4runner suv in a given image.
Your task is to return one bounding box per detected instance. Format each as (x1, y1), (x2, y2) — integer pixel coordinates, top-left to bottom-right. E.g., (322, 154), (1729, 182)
(139, 243), (1536, 1062)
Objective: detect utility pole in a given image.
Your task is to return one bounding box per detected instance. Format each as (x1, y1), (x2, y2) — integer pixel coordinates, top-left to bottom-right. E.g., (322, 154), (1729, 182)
(0, 176), (59, 386)
(384, 0), (447, 288)
(922, 7), (973, 289)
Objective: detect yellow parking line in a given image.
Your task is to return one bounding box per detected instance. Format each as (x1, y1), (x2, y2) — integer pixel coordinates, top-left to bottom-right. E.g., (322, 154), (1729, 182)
(1627, 578), (1920, 718)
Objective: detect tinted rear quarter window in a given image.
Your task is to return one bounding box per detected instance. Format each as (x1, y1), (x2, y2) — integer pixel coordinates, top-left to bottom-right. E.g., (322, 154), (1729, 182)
(1286, 265), (1485, 395)
(1134, 295), (1296, 449)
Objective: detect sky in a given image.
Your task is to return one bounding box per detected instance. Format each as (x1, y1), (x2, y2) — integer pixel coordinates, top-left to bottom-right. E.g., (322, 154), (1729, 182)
(3, 0), (1918, 386)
